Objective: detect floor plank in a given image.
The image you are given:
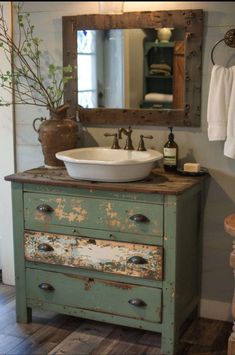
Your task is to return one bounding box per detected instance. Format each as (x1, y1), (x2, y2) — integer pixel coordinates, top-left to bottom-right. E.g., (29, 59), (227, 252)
(49, 321), (114, 355)
(0, 283), (231, 355)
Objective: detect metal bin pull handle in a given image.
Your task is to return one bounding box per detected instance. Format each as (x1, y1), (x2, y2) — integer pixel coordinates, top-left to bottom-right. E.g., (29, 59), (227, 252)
(127, 256), (148, 264)
(38, 243), (54, 252)
(129, 214), (149, 223)
(128, 298), (146, 307)
(36, 204), (54, 213)
(38, 283), (55, 292)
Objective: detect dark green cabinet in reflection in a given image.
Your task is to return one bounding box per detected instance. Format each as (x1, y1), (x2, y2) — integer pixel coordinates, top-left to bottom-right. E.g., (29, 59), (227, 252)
(141, 42), (174, 109)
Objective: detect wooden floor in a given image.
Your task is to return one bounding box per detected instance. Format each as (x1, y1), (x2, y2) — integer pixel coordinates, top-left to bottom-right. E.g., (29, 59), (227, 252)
(0, 282), (231, 355)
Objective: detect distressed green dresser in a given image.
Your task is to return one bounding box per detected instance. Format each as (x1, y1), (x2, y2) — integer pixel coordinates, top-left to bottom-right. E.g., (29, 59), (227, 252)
(5, 167), (207, 355)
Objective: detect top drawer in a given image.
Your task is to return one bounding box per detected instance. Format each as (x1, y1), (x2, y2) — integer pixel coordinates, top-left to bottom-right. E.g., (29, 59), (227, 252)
(24, 192), (163, 237)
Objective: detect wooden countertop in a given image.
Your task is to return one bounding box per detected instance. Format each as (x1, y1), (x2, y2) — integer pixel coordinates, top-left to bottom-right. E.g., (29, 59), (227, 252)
(5, 167), (208, 195)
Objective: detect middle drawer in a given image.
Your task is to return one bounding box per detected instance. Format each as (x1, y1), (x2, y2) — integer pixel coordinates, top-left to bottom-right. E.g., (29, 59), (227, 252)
(24, 230), (163, 281)
(24, 192), (163, 237)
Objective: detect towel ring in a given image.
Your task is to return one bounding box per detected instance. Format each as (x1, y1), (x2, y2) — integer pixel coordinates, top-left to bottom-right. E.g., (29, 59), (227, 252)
(211, 29), (235, 65)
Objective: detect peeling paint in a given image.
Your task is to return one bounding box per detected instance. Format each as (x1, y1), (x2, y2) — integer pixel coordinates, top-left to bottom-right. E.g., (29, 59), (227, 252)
(51, 197), (88, 223)
(105, 203), (121, 228)
(103, 280), (133, 290)
(24, 230), (163, 280)
(26, 194), (163, 236)
(84, 278), (94, 291)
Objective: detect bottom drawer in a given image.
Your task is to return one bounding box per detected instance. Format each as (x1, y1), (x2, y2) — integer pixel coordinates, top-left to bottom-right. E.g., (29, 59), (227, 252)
(26, 268), (162, 323)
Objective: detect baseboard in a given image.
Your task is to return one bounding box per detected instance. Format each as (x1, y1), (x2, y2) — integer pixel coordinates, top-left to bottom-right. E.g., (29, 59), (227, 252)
(200, 298), (232, 322)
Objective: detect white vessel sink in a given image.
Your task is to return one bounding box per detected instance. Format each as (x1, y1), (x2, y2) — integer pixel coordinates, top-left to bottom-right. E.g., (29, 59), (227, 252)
(56, 147), (163, 182)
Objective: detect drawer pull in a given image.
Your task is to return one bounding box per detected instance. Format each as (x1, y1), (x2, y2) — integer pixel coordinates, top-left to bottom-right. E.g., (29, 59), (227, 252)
(36, 204), (54, 213)
(128, 298), (146, 307)
(127, 256), (147, 265)
(129, 214), (149, 223)
(38, 243), (54, 252)
(38, 283), (54, 292)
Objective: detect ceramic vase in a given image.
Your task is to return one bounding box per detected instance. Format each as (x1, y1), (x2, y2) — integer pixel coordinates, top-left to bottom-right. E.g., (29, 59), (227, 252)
(157, 28), (172, 43)
(33, 104), (79, 168)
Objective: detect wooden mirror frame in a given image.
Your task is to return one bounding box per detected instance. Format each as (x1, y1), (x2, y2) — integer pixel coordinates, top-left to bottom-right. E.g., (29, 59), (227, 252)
(63, 9), (203, 127)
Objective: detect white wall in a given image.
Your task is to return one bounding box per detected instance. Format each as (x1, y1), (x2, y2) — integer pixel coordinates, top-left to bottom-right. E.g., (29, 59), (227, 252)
(11, 1), (235, 320)
(0, 2), (15, 285)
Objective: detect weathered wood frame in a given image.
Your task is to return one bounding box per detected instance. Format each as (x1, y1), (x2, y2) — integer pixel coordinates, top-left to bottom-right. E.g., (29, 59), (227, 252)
(62, 10), (203, 127)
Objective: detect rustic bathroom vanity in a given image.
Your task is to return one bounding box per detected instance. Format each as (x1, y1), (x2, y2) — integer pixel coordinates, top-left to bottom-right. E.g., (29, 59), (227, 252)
(5, 167), (207, 354)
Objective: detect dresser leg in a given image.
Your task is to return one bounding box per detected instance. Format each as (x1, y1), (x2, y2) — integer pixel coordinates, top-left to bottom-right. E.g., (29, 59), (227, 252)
(161, 326), (178, 355)
(16, 302), (32, 323)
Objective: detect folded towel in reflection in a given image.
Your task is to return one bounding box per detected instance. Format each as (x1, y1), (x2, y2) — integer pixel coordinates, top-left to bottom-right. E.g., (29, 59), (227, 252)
(207, 64), (232, 141)
(149, 69), (171, 76)
(145, 92), (173, 103)
(224, 66), (235, 158)
(150, 63), (171, 72)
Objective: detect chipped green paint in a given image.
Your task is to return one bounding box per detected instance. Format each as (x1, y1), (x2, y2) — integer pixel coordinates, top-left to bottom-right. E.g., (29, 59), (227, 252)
(24, 231), (163, 280)
(26, 268), (162, 323)
(24, 192), (164, 236)
(9, 169), (205, 355)
(47, 197), (88, 223)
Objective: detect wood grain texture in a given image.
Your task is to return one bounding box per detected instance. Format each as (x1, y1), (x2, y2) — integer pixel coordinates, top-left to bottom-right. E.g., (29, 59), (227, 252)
(5, 167), (208, 195)
(173, 41), (185, 109)
(0, 283), (231, 355)
(62, 10), (203, 127)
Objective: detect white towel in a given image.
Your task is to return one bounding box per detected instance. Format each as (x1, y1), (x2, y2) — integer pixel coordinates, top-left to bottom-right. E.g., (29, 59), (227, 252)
(224, 66), (235, 158)
(144, 92), (173, 103)
(207, 64), (232, 141)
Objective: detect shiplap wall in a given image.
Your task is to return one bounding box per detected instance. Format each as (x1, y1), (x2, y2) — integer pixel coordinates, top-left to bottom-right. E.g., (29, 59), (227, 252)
(0, 2), (15, 285)
(12, 1), (235, 320)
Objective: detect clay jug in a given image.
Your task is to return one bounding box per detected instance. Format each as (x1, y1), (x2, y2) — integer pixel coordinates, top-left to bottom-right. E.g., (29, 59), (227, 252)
(33, 104), (79, 168)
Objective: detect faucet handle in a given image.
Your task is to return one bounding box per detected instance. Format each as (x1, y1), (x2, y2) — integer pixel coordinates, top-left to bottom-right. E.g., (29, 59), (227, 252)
(137, 135), (153, 151)
(104, 132), (121, 149)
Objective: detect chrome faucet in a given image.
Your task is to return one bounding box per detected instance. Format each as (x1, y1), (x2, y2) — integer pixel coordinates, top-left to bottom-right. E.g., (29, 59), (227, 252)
(118, 126), (134, 150)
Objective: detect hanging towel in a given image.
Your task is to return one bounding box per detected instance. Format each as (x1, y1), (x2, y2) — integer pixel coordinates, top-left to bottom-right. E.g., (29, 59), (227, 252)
(207, 64), (232, 141)
(224, 66), (235, 158)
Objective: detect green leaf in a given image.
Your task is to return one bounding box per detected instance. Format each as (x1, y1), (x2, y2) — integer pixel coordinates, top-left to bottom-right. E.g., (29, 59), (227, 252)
(62, 76), (72, 84)
(63, 64), (73, 73)
(49, 64), (55, 71)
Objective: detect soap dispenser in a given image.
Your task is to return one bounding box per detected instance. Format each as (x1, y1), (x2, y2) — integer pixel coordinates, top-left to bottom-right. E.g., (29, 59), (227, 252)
(163, 126), (178, 172)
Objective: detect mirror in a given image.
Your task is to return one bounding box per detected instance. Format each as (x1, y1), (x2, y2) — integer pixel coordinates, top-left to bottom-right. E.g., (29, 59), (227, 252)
(63, 10), (203, 127)
(77, 28), (185, 110)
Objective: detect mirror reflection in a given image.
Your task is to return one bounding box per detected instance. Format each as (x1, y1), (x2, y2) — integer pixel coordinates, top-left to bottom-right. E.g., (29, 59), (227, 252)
(77, 28), (185, 110)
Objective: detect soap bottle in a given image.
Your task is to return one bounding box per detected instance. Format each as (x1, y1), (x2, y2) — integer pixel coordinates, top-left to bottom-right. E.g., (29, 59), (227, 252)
(163, 127), (178, 172)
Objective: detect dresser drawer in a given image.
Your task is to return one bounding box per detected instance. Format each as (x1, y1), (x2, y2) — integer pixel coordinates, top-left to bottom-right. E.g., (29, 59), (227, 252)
(26, 268), (162, 323)
(24, 192), (163, 237)
(24, 230), (163, 280)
